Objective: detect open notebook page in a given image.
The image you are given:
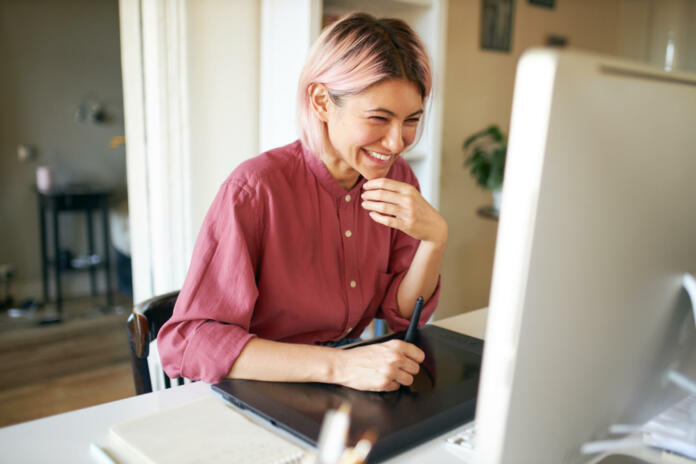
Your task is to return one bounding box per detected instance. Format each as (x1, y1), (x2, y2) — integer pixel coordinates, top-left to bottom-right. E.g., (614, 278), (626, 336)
(109, 396), (306, 464)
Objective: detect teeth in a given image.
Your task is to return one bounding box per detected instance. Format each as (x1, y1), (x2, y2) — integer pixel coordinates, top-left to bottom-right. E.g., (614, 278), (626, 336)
(367, 150), (391, 161)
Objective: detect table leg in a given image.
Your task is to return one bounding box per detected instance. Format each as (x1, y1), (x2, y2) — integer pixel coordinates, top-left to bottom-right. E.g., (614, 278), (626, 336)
(86, 209), (97, 296)
(101, 200), (113, 308)
(52, 207), (62, 320)
(38, 196), (49, 306)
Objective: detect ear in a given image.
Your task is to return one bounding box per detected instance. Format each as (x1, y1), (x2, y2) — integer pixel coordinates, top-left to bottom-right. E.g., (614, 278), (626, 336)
(308, 83), (331, 122)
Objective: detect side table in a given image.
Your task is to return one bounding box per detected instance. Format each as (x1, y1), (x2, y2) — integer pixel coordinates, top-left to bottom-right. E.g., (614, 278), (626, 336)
(36, 185), (114, 322)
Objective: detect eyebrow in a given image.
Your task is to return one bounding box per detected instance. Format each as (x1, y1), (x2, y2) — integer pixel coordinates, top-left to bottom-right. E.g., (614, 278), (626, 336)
(367, 108), (424, 118)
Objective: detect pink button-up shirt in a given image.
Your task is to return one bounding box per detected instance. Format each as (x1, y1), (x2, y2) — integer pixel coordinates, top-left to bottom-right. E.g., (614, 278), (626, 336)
(158, 140), (440, 383)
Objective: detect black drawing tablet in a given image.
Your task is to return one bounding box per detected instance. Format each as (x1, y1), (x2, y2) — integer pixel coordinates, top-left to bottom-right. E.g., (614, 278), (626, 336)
(212, 325), (482, 463)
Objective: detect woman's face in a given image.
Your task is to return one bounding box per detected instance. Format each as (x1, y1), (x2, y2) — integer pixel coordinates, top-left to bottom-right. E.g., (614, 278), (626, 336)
(320, 78), (424, 190)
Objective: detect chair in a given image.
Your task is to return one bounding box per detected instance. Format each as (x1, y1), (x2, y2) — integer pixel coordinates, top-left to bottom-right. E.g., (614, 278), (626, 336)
(127, 290), (184, 394)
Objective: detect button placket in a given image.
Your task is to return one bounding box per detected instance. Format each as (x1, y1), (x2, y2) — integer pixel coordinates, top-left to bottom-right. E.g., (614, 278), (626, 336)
(339, 191), (361, 337)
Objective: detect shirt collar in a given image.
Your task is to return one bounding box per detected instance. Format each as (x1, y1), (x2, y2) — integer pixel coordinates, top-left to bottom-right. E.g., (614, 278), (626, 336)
(300, 141), (367, 198)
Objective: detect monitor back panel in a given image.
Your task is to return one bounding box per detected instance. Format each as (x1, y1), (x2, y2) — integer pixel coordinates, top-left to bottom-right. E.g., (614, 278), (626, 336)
(476, 49), (696, 464)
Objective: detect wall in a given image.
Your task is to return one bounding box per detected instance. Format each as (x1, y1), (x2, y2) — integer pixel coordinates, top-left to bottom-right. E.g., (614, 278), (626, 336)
(435, 0), (623, 319)
(118, 0), (260, 302)
(186, 0), (260, 237)
(619, 0), (696, 72)
(0, 0), (124, 299)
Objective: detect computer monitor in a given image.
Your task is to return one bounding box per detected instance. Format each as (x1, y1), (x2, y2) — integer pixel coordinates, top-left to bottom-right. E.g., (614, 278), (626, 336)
(475, 49), (696, 463)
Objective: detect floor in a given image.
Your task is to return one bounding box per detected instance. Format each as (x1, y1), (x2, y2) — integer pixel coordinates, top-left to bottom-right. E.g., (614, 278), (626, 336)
(0, 294), (135, 427)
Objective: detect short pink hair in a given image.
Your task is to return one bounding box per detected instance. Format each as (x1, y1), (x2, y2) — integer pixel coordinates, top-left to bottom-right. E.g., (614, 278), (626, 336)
(297, 13), (432, 157)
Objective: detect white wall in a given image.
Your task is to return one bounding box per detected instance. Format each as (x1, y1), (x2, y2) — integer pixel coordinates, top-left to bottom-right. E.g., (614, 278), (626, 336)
(620, 0), (696, 72)
(121, 0), (259, 302)
(187, 1), (260, 235)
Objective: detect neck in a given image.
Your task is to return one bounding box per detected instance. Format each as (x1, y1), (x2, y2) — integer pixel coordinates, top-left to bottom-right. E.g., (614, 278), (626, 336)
(320, 152), (360, 191)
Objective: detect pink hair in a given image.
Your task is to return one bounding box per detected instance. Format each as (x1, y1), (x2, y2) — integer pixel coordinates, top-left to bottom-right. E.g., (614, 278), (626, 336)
(297, 13), (432, 157)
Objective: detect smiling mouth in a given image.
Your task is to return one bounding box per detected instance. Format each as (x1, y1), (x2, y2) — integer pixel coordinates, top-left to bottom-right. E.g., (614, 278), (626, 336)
(364, 149), (393, 162)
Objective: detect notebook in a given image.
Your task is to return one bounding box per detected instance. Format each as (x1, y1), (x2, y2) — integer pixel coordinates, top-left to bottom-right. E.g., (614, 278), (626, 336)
(109, 396), (306, 464)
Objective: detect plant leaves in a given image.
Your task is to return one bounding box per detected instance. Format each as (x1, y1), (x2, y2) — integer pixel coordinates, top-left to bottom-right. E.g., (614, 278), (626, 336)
(462, 124), (507, 191)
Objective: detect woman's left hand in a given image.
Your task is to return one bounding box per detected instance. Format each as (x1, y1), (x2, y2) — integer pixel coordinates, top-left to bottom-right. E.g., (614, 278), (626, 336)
(361, 178), (447, 246)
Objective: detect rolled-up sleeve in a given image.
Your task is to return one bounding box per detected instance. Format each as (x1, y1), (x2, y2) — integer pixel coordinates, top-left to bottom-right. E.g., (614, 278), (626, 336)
(158, 180), (262, 383)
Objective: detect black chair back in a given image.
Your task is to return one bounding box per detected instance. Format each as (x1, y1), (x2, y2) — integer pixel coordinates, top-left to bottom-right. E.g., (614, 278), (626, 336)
(127, 290), (183, 394)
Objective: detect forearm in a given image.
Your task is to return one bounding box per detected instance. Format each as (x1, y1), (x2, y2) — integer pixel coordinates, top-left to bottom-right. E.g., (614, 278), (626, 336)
(228, 337), (426, 392)
(227, 337), (339, 383)
(396, 236), (447, 318)
(361, 177), (448, 318)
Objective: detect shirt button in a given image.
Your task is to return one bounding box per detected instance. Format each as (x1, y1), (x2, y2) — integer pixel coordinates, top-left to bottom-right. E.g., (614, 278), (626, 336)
(350, 280), (357, 288)
(345, 194), (351, 202)
(344, 230), (352, 238)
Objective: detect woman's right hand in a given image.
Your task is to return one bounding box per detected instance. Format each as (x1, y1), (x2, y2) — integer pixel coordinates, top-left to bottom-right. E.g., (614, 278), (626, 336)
(332, 339), (425, 391)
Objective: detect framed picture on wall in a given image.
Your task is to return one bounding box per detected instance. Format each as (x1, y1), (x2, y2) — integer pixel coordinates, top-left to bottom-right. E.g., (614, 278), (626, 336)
(481, 0), (515, 52)
(529, 0), (554, 8)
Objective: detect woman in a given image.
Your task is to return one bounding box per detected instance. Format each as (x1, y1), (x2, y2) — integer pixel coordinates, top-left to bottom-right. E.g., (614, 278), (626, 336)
(158, 12), (448, 392)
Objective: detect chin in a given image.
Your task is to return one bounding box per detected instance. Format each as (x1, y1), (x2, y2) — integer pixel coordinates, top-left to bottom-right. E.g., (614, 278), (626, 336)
(355, 151), (399, 180)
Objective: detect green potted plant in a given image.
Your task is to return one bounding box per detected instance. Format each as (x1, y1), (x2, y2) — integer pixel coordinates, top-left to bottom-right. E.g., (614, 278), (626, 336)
(463, 124), (507, 213)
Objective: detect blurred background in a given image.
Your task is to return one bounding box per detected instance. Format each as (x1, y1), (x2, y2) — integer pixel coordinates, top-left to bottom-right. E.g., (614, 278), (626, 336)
(0, 0), (694, 426)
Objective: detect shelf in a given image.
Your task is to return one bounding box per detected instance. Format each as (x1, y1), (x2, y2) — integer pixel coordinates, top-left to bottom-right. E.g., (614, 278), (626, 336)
(46, 257), (105, 272)
(476, 206), (499, 221)
(47, 263), (106, 273)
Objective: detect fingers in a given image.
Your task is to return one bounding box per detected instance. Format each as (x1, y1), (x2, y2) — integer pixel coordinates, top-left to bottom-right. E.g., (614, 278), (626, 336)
(399, 358), (421, 377)
(363, 177), (413, 194)
(385, 339), (426, 363)
(339, 340), (426, 391)
(377, 340), (424, 389)
(362, 200), (402, 217)
(391, 369), (415, 387)
(361, 188), (405, 205)
(361, 178), (447, 245)
(361, 181), (418, 212)
(385, 355), (420, 387)
(377, 364), (415, 388)
(380, 380), (401, 392)
(366, 211), (397, 229)
(361, 178), (424, 236)
(361, 188), (418, 230)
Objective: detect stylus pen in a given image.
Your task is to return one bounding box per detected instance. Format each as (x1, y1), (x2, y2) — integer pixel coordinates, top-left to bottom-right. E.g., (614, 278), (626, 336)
(404, 296), (424, 344)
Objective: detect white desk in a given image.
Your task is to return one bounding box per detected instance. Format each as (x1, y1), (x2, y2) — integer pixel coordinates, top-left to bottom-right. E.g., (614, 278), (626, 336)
(0, 309), (488, 464)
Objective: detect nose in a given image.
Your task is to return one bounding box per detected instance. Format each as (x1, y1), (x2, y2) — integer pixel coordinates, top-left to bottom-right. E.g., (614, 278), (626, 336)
(383, 122), (405, 154)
